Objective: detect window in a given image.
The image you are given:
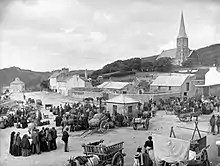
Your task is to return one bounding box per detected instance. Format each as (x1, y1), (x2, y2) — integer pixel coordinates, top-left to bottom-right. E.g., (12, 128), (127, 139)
(128, 106), (132, 114)
(186, 82), (190, 91)
(158, 86), (161, 90)
(169, 86), (171, 90)
(122, 91), (127, 94)
(184, 92), (187, 96)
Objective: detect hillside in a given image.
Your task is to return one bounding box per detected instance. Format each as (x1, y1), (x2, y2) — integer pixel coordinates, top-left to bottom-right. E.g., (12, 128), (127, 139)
(0, 67), (51, 91)
(196, 44), (220, 66)
(91, 44), (220, 78)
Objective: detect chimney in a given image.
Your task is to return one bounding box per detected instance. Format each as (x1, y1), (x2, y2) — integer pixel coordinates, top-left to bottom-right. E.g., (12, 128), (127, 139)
(85, 69), (88, 80)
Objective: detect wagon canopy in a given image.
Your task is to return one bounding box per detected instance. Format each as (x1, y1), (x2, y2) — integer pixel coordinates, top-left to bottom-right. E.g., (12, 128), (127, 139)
(152, 134), (190, 163)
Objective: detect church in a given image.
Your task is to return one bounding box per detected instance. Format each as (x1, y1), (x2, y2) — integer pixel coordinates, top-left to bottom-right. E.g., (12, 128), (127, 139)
(156, 12), (197, 66)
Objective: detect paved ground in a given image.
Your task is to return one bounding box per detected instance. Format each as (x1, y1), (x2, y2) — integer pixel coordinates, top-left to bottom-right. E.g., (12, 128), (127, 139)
(0, 92), (220, 166)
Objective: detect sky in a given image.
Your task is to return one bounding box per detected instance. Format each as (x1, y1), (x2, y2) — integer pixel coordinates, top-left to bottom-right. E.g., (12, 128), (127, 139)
(0, 0), (219, 72)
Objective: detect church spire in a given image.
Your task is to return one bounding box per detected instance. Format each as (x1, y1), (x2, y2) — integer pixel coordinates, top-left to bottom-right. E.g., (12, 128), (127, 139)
(177, 11), (188, 38)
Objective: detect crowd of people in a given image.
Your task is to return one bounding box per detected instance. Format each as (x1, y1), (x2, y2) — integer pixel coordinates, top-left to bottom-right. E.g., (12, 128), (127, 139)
(9, 127), (57, 157)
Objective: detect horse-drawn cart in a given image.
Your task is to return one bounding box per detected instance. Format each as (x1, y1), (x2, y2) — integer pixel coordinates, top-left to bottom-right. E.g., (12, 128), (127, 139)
(66, 140), (126, 166)
(132, 111), (151, 130)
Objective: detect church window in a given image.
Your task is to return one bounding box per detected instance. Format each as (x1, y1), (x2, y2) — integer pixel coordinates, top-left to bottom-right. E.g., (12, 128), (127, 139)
(186, 83), (189, 91)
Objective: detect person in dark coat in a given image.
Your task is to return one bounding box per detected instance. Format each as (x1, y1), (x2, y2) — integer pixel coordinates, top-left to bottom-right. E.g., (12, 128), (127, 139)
(51, 127), (57, 150)
(31, 129), (40, 154)
(21, 134), (31, 157)
(13, 132), (22, 156)
(46, 128), (53, 151)
(9, 131), (16, 155)
(144, 136), (153, 150)
(210, 115), (216, 134)
(39, 127), (48, 152)
(216, 115), (220, 134)
(62, 127), (69, 152)
(142, 149), (153, 166)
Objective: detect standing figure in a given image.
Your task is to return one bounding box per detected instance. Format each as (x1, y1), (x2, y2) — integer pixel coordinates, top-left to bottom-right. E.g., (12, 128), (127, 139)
(51, 127), (57, 150)
(31, 129), (40, 154)
(13, 132), (22, 156)
(133, 146), (143, 166)
(216, 115), (220, 134)
(210, 115), (216, 134)
(62, 128), (69, 152)
(21, 134), (31, 157)
(9, 131), (16, 156)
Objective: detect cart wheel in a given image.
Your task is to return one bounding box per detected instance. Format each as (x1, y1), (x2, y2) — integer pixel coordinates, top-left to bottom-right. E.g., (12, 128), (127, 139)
(203, 160), (210, 166)
(202, 150), (209, 161)
(111, 152), (124, 166)
(133, 124), (137, 130)
(100, 120), (108, 133)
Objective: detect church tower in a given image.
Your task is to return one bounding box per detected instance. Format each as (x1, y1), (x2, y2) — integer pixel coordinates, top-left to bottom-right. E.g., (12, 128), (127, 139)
(176, 12), (190, 65)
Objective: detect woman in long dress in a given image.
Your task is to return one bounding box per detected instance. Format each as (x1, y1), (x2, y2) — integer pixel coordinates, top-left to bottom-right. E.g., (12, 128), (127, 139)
(9, 131), (16, 155)
(13, 132), (22, 156)
(21, 134), (31, 157)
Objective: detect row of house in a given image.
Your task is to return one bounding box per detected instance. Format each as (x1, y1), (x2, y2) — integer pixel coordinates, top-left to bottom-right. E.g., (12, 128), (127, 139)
(49, 68), (93, 96)
(49, 66), (220, 99)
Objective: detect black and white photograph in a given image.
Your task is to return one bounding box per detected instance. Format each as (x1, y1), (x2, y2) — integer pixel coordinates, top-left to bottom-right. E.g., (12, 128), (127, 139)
(0, 0), (220, 166)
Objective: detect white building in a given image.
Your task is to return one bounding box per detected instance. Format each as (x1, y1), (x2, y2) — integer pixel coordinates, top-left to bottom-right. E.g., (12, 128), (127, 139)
(150, 74), (196, 98)
(10, 77), (25, 93)
(195, 66), (220, 97)
(57, 74), (90, 96)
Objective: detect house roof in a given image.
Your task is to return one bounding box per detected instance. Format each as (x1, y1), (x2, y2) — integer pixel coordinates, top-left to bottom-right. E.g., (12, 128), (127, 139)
(151, 75), (188, 87)
(49, 71), (62, 78)
(105, 94), (139, 104)
(97, 81), (130, 90)
(10, 77), (24, 85)
(156, 48), (177, 60)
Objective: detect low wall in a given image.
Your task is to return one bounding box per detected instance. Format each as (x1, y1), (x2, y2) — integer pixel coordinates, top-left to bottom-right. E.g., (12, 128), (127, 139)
(69, 90), (103, 99)
(108, 92), (181, 103)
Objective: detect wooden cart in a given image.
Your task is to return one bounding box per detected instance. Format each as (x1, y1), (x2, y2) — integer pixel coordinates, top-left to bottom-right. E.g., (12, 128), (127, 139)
(81, 140), (126, 166)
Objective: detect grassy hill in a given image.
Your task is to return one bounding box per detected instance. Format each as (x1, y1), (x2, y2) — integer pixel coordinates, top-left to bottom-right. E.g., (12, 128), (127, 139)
(196, 44), (220, 66)
(0, 67), (51, 91)
(0, 67), (94, 92)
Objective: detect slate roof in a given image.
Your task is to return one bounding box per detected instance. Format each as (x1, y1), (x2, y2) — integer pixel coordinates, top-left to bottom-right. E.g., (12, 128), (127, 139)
(97, 82), (131, 90)
(151, 75), (188, 87)
(156, 48), (177, 60)
(105, 94), (139, 104)
(49, 72), (62, 78)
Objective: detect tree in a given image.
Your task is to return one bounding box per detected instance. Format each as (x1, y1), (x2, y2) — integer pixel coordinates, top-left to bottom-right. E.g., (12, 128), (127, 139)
(153, 57), (172, 72)
(40, 80), (50, 91)
(137, 80), (150, 92)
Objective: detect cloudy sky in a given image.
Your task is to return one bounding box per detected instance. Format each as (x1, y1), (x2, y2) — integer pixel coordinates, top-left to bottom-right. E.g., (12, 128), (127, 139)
(0, 0), (219, 71)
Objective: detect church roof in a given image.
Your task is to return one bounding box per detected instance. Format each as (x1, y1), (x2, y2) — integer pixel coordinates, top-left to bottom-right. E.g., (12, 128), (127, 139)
(156, 48), (177, 60)
(177, 12), (188, 38)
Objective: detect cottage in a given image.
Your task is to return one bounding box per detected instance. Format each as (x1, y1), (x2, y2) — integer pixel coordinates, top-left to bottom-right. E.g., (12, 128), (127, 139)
(10, 77), (25, 93)
(49, 68), (69, 92)
(97, 81), (135, 94)
(150, 74), (195, 98)
(57, 74), (92, 96)
(195, 66), (220, 97)
(105, 94), (139, 117)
